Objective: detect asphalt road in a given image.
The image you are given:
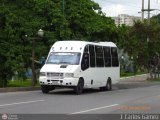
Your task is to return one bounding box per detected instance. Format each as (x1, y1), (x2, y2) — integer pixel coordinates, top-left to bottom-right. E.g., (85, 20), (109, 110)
(0, 82), (160, 120)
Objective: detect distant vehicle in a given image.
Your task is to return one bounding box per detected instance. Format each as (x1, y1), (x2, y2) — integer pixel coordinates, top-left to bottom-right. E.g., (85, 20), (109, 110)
(39, 41), (120, 94)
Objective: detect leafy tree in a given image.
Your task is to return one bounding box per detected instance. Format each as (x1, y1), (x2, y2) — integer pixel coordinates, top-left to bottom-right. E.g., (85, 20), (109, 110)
(121, 17), (160, 72)
(0, 0), (118, 86)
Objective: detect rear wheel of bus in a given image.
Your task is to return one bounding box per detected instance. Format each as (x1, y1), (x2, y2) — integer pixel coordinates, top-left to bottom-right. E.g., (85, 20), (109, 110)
(106, 78), (112, 91)
(100, 78), (112, 91)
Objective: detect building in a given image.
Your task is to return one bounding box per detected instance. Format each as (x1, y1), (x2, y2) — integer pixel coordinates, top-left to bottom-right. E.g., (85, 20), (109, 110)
(112, 14), (141, 26)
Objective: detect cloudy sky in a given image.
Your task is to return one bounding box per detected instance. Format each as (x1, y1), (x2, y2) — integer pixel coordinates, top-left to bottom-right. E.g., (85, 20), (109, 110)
(93, 0), (160, 17)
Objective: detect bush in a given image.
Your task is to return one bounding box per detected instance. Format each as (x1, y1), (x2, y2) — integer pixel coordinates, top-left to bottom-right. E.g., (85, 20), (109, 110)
(0, 79), (8, 87)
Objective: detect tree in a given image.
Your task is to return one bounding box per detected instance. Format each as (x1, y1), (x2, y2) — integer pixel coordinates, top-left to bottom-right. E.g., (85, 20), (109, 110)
(0, 0), (56, 86)
(0, 0), (119, 86)
(121, 17), (160, 73)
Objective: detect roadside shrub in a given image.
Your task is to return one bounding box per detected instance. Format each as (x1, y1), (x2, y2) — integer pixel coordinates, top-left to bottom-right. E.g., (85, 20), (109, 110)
(0, 79), (8, 87)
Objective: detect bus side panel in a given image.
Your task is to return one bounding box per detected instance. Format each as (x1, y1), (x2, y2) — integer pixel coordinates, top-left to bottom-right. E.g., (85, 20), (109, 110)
(79, 67), (120, 88)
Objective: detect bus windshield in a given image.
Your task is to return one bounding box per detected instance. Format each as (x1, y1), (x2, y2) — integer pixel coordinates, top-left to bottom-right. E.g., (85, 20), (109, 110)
(46, 52), (81, 65)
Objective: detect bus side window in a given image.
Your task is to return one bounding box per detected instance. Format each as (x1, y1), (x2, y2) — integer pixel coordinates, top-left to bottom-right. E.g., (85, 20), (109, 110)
(95, 46), (104, 67)
(103, 47), (111, 67)
(89, 45), (95, 67)
(81, 53), (89, 71)
(84, 45), (89, 53)
(111, 47), (119, 67)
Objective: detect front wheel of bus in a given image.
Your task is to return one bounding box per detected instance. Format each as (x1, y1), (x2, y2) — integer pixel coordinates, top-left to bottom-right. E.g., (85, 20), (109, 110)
(41, 85), (49, 93)
(74, 79), (84, 95)
(41, 85), (55, 93)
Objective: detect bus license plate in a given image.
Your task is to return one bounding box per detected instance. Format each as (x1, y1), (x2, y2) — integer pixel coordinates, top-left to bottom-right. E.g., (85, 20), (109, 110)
(52, 81), (59, 85)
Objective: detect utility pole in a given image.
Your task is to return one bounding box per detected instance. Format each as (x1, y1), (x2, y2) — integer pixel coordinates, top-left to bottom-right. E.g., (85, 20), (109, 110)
(62, 0), (65, 17)
(148, 0), (150, 24)
(31, 38), (36, 86)
(141, 0), (151, 23)
(147, 0), (150, 72)
(60, 0), (65, 40)
(142, 0), (144, 22)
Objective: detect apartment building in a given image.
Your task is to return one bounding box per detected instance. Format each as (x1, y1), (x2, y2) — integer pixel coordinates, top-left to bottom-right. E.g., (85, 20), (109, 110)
(112, 14), (141, 26)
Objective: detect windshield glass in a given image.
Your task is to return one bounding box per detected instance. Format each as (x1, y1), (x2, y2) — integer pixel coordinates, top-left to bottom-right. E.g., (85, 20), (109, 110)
(46, 52), (81, 65)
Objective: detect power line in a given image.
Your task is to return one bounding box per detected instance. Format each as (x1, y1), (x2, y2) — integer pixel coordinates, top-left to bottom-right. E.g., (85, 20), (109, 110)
(105, 1), (142, 9)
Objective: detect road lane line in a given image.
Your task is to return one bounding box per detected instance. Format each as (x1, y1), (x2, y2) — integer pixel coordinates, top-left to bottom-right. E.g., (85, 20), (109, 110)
(0, 100), (44, 107)
(70, 104), (119, 114)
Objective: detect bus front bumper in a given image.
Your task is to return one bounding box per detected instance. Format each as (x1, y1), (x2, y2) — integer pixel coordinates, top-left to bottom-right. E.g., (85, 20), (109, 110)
(39, 77), (79, 86)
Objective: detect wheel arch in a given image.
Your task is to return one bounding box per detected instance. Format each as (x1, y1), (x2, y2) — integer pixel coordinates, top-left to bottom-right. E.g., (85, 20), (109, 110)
(79, 77), (84, 84)
(107, 77), (112, 84)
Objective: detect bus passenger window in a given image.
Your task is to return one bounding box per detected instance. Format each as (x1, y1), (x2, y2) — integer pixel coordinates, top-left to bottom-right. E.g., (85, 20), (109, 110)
(111, 47), (119, 67)
(81, 53), (89, 71)
(84, 45), (89, 53)
(95, 46), (104, 67)
(89, 45), (95, 67)
(103, 47), (111, 67)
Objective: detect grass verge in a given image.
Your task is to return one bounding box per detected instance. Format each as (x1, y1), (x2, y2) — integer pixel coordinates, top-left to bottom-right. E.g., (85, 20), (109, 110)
(120, 72), (147, 77)
(7, 79), (40, 87)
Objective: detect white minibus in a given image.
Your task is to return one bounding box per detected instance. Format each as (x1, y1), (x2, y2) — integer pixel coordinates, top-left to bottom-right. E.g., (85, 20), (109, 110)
(39, 41), (120, 94)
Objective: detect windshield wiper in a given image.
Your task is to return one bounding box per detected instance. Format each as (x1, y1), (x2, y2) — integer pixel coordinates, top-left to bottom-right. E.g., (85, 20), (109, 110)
(46, 62), (59, 64)
(60, 62), (71, 64)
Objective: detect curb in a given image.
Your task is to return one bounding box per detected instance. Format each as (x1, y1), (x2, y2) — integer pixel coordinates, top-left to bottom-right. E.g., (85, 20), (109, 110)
(0, 86), (40, 93)
(0, 74), (150, 93)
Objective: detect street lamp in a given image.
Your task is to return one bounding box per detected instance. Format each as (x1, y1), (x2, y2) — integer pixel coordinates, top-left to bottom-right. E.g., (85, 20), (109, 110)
(30, 29), (44, 86)
(121, 55), (124, 72)
(131, 56), (138, 75)
(61, 0), (65, 17)
(37, 29), (44, 37)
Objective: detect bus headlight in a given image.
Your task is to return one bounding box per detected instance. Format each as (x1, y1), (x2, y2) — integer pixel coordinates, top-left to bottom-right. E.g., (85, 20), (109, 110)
(65, 73), (74, 78)
(40, 72), (46, 77)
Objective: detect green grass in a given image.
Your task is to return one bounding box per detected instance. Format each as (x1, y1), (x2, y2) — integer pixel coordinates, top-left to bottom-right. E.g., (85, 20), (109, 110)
(151, 78), (160, 82)
(7, 79), (39, 87)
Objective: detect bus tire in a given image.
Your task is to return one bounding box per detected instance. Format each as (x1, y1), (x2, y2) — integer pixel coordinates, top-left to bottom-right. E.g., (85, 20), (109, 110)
(99, 87), (105, 91)
(41, 85), (50, 93)
(106, 78), (112, 91)
(74, 78), (84, 95)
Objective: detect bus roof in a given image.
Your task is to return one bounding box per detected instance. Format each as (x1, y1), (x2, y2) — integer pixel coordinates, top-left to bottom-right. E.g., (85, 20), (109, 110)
(50, 41), (117, 53)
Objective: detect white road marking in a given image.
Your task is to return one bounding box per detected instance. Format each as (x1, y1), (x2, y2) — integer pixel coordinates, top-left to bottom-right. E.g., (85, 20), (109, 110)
(0, 100), (44, 107)
(70, 104), (119, 114)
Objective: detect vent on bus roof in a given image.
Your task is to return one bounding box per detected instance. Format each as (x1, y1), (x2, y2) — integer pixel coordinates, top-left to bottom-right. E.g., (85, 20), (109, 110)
(60, 65), (68, 68)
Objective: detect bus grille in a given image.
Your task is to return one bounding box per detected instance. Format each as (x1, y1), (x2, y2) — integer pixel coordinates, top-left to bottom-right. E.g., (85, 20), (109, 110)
(47, 72), (64, 79)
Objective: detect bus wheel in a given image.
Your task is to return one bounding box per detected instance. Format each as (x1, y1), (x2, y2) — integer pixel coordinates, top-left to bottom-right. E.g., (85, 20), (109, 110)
(106, 79), (112, 91)
(41, 85), (50, 93)
(99, 87), (105, 91)
(74, 79), (84, 95)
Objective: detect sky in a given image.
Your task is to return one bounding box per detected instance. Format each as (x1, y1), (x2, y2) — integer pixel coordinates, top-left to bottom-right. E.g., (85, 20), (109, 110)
(93, 0), (160, 17)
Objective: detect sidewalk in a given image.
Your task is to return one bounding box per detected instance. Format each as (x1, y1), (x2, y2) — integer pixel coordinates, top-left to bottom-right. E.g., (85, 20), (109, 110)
(120, 74), (150, 83)
(0, 86), (40, 93)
